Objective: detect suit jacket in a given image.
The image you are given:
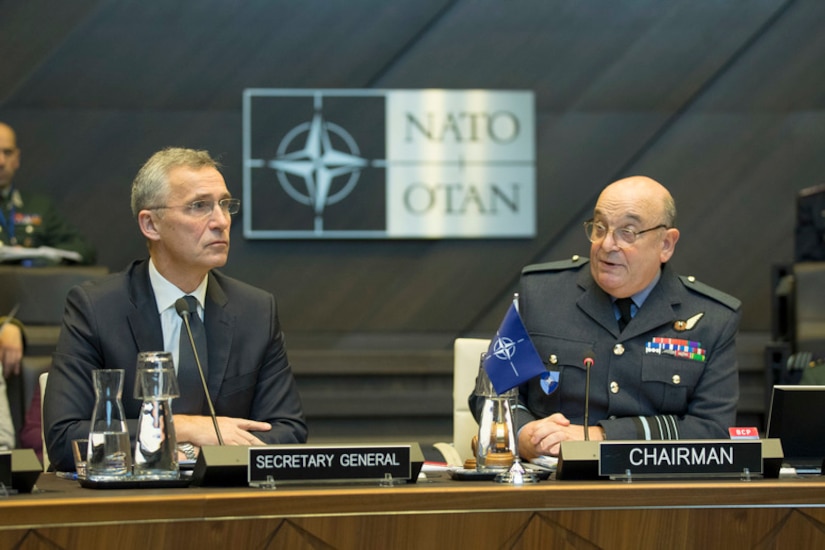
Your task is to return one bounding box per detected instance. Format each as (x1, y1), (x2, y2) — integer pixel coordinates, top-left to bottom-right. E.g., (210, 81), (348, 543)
(43, 259), (307, 471)
(473, 257), (742, 442)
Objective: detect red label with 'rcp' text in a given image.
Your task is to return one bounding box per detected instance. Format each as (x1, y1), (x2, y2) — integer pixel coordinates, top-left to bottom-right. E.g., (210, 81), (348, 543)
(729, 427), (759, 439)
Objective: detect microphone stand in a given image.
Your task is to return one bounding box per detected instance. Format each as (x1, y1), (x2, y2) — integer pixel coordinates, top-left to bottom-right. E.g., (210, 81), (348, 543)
(555, 354), (600, 480)
(583, 357), (594, 441)
(180, 307), (224, 446)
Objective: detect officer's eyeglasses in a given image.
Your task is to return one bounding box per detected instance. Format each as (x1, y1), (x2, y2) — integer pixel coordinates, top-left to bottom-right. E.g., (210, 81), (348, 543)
(584, 219), (668, 248)
(148, 198), (241, 218)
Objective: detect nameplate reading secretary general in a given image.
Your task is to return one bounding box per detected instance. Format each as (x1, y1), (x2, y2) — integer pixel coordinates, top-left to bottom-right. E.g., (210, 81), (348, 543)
(473, 176), (741, 460)
(44, 148), (307, 471)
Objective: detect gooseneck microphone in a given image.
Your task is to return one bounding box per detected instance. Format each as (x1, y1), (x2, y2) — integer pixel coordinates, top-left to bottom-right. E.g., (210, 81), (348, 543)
(175, 298), (224, 445)
(583, 353), (595, 441)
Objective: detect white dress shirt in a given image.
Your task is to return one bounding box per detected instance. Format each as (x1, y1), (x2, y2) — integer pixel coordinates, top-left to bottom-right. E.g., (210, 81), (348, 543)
(147, 259), (207, 374)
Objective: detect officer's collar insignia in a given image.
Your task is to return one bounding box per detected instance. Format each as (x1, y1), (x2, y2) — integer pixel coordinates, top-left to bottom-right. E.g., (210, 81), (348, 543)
(674, 312), (704, 332)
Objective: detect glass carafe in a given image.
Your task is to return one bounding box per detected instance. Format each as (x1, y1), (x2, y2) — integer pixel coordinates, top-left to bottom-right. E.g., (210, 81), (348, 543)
(87, 369), (132, 480)
(133, 352), (180, 480)
(474, 360), (517, 472)
(474, 359), (540, 484)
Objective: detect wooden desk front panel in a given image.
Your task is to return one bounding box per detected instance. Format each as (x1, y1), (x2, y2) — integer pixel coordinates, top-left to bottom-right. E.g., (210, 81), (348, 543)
(1, 475), (824, 549)
(4, 508), (825, 550)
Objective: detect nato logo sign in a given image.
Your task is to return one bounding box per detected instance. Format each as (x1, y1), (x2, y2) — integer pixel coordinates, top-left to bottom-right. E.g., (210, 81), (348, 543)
(242, 89), (535, 239)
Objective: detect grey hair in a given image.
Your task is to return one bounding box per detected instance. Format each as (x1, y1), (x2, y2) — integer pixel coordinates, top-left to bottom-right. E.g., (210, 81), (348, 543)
(130, 147), (220, 218)
(663, 194), (677, 227)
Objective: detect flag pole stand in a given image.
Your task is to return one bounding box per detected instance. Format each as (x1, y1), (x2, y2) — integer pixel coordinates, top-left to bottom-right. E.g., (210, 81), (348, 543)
(493, 391), (540, 485)
(494, 456), (540, 485)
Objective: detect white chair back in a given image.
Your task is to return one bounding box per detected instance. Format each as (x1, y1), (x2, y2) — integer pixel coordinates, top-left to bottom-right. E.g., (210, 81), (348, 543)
(452, 338), (490, 464)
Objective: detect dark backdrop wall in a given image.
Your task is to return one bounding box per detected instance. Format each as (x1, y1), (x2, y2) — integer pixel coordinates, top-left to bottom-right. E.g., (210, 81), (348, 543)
(2, 0), (822, 348)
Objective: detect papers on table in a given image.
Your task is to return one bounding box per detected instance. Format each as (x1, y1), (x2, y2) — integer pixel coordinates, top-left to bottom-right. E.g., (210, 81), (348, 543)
(0, 245), (82, 264)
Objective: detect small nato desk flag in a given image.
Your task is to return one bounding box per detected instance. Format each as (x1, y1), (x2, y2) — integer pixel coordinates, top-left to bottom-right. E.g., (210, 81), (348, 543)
(482, 301), (548, 394)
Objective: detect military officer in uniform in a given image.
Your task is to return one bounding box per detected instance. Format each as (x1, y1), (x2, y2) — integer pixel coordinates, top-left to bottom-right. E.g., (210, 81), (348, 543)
(494, 176), (742, 459)
(0, 122), (95, 264)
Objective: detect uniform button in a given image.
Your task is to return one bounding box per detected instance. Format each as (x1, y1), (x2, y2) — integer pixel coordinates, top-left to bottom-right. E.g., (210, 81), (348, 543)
(687, 276), (696, 283)
(548, 354), (558, 365)
(672, 374), (681, 384)
(572, 254), (580, 262)
(610, 381), (619, 394)
(613, 344), (625, 356)
(609, 415), (617, 420)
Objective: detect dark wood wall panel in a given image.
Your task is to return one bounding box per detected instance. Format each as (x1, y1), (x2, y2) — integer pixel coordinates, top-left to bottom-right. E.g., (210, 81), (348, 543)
(1, 0), (821, 347)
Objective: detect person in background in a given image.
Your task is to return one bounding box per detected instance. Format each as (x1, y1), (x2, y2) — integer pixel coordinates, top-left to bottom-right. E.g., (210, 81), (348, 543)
(473, 176), (742, 459)
(44, 147), (307, 471)
(0, 317), (24, 380)
(0, 122), (96, 264)
(0, 319), (23, 450)
(6, 314), (44, 463)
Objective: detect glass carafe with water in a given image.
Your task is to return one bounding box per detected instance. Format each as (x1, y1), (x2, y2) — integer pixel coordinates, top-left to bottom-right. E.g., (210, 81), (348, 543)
(473, 356), (540, 484)
(133, 351), (180, 479)
(474, 357), (517, 472)
(87, 369), (132, 480)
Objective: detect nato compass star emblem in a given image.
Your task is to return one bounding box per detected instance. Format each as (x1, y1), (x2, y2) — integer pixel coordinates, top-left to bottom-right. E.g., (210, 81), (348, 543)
(267, 100), (368, 234)
(492, 333), (558, 395)
(492, 336), (520, 375)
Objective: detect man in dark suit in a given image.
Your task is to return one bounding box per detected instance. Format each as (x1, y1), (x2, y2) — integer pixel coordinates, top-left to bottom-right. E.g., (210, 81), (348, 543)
(477, 176), (741, 459)
(44, 148), (307, 472)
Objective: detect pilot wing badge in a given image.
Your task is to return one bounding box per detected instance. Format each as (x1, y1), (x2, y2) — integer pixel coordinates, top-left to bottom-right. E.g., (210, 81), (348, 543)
(482, 301), (547, 394)
(673, 312), (704, 332)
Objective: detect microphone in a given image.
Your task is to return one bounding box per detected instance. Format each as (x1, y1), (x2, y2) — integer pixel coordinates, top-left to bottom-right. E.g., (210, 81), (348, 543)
(175, 297), (224, 445)
(582, 352), (595, 441)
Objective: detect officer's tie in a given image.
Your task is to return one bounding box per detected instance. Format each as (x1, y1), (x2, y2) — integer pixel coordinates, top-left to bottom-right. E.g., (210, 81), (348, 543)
(616, 297), (635, 332)
(177, 295), (207, 414)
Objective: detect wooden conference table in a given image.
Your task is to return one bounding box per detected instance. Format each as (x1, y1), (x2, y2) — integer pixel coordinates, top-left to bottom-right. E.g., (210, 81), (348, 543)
(1, 471), (824, 549)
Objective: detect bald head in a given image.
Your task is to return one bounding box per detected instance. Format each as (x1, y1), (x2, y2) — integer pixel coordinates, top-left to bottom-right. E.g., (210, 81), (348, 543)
(596, 176), (677, 228)
(588, 176), (680, 298)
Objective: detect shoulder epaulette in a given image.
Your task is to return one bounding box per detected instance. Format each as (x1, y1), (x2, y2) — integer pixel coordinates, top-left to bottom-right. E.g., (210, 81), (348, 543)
(679, 275), (741, 311)
(799, 183), (825, 198)
(522, 255), (589, 276)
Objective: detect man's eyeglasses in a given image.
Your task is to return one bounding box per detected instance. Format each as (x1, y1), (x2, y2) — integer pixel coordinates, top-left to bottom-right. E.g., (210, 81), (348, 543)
(148, 198), (241, 218)
(583, 219), (668, 247)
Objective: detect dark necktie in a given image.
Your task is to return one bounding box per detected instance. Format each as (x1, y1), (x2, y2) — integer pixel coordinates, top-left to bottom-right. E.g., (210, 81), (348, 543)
(177, 295), (207, 414)
(616, 297), (635, 332)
